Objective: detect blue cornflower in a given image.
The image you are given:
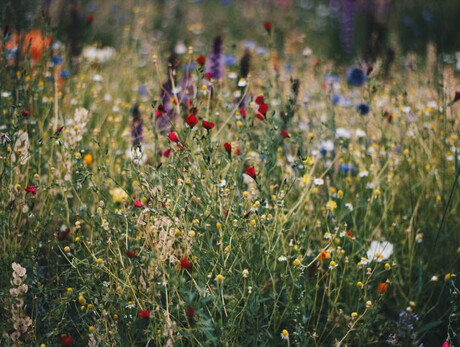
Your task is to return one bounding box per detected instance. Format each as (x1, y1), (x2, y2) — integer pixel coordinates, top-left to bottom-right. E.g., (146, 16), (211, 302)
(346, 66), (367, 87)
(357, 103), (370, 115)
(52, 56), (63, 65)
(339, 163), (356, 174)
(60, 70), (71, 78)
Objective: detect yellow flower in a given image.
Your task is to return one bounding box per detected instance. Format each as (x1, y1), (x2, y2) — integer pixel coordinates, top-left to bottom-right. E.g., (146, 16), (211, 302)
(351, 312), (358, 319)
(67, 287), (73, 293)
(89, 325), (94, 333)
(216, 274), (224, 284)
(110, 188), (128, 203)
(78, 295), (86, 304)
(293, 259), (301, 267)
(326, 200), (337, 211)
(329, 260), (337, 269)
(216, 222), (222, 229)
(384, 263), (391, 270)
(357, 281), (364, 288)
(281, 329), (289, 340)
(445, 273), (451, 281)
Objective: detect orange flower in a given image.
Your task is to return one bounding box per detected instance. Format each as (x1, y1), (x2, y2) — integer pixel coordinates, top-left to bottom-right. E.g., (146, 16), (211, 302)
(320, 250), (331, 260)
(377, 282), (389, 294)
(3, 29), (51, 63)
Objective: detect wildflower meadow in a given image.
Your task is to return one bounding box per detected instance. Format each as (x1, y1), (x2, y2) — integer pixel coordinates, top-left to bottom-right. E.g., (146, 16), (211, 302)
(1, 0), (460, 346)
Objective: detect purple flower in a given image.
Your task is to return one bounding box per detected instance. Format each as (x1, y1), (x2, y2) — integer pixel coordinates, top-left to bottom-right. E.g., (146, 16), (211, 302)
(131, 104), (143, 147)
(206, 36), (224, 80)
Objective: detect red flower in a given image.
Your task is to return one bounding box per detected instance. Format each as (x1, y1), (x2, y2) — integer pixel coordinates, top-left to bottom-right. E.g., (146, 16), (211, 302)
(186, 306), (195, 323)
(56, 125), (64, 134)
(224, 142), (232, 155)
(155, 105), (167, 117)
(185, 114), (198, 128)
(377, 282), (389, 294)
(454, 91), (460, 103)
(126, 250), (137, 258)
(234, 148), (241, 156)
(239, 107), (246, 118)
(179, 257), (192, 270)
(347, 229), (353, 238)
(60, 335), (74, 346)
(281, 129), (290, 138)
(204, 72), (212, 80)
(190, 107), (198, 115)
(202, 120), (215, 130)
(254, 95), (265, 105)
(196, 55), (206, 66)
(25, 185), (37, 195)
(263, 21), (272, 33)
(258, 103), (268, 116)
(255, 113), (265, 121)
(168, 132), (179, 143)
(86, 14), (94, 25)
(163, 149), (171, 157)
(244, 167), (257, 180)
(21, 110), (30, 117)
(134, 200), (143, 208)
(139, 308), (150, 319)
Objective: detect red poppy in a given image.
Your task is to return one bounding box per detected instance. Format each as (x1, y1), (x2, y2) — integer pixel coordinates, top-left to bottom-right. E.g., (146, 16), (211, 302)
(163, 149), (171, 157)
(258, 103), (268, 116)
(196, 55), (206, 66)
(57, 228), (70, 241)
(263, 21), (272, 33)
(126, 250), (137, 258)
(202, 120), (215, 130)
(186, 306), (195, 323)
(244, 167), (257, 180)
(224, 142), (232, 155)
(254, 95), (265, 105)
(21, 110), (30, 117)
(180, 257), (192, 270)
(134, 200), (143, 208)
(86, 14), (94, 25)
(454, 91), (460, 103)
(377, 282), (389, 294)
(383, 111), (393, 123)
(255, 113), (265, 121)
(204, 72), (212, 80)
(239, 107), (246, 118)
(60, 335), (74, 346)
(155, 105), (167, 117)
(25, 185), (37, 195)
(190, 107), (198, 115)
(234, 148), (241, 156)
(139, 308), (150, 319)
(168, 132), (179, 143)
(281, 129), (290, 138)
(347, 229), (353, 237)
(185, 114), (198, 128)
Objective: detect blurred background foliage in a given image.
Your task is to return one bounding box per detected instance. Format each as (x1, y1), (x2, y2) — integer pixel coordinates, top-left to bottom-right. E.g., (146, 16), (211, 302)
(1, 0), (460, 65)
